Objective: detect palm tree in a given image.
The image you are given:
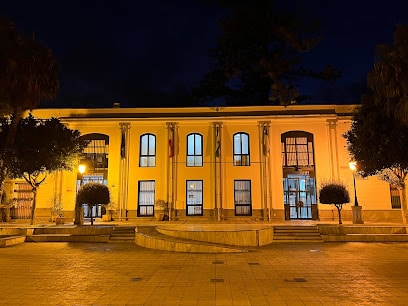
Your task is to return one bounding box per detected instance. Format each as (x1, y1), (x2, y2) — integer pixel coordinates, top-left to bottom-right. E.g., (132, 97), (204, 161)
(0, 18), (59, 197)
(367, 25), (408, 125)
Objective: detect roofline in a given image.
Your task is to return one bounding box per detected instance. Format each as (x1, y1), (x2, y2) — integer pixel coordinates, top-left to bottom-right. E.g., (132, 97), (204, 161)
(31, 104), (359, 120)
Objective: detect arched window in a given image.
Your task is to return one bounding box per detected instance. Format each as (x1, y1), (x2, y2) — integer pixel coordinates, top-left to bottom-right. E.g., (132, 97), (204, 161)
(139, 133), (156, 167)
(187, 133), (203, 166)
(281, 131), (314, 167)
(233, 132), (250, 166)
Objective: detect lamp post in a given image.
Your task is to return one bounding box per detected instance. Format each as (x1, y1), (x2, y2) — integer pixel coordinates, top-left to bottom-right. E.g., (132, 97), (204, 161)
(75, 164), (86, 225)
(349, 161), (363, 224)
(349, 161), (359, 206)
(78, 164), (86, 186)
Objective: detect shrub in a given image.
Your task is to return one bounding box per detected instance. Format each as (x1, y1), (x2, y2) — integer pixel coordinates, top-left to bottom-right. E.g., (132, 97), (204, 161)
(76, 182), (110, 225)
(319, 182), (350, 224)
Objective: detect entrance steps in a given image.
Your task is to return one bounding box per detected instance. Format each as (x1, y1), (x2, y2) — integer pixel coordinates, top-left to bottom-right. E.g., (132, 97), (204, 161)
(25, 226), (113, 242)
(273, 225), (323, 242)
(109, 226), (136, 242)
(135, 226), (249, 253)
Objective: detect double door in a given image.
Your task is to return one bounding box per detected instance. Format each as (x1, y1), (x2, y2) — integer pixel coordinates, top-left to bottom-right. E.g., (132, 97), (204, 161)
(283, 173), (317, 220)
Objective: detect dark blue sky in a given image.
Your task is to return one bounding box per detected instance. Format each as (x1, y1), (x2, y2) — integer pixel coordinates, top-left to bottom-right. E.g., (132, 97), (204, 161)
(2, 0), (408, 107)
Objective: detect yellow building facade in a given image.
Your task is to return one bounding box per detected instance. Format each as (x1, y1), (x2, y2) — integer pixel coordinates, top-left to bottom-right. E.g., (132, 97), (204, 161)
(7, 104), (402, 223)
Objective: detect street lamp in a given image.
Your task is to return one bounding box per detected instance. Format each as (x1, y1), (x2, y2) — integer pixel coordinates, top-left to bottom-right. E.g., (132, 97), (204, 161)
(78, 164), (86, 186)
(349, 161), (359, 206)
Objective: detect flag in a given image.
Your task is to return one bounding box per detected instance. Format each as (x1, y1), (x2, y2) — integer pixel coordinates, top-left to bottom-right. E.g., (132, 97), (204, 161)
(215, 125), (221, 157)
(169, 139), (174, 157)
(215, 140), (221, 157)
(262, 126), (269, 156)
(120, 129), (126, 159)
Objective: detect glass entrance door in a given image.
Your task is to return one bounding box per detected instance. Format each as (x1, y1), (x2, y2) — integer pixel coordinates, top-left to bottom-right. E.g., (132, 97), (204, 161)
(283, 173), (316, 219)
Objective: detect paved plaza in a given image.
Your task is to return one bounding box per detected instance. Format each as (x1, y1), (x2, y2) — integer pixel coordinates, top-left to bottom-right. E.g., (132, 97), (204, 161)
(1, 240), (408, 305)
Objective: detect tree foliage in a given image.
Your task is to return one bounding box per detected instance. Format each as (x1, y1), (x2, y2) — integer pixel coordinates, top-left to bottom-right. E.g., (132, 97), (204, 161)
(319, 181), (350, 224)
(0, 114), (87, 224)
(367, 25), (408, 125)
(0, 18), (59, 201)
(344, 103), (408, 180)
(0, 114), (87, 177)
(194, 0), (341, 106)
(343, 102), (408, 223)
(0, 18), (59, 113)
(76, 182), (110, 225)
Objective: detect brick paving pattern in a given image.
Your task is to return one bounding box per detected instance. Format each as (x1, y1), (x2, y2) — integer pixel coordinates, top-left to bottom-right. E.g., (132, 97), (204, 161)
(1, 241), (408, 305)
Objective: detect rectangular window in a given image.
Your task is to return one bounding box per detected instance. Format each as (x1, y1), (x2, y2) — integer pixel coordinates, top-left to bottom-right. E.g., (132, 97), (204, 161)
(138, 180), (155, 216)
(186, 180), (203, 216)
(390, 185), (402, 209)
(234, 180), (252, 216)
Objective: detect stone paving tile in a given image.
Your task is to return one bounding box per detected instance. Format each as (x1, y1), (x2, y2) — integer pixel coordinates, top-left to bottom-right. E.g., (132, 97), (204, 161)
(1, 242), (408, 305)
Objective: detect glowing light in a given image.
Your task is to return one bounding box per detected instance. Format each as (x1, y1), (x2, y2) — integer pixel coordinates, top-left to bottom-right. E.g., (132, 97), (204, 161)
(349, 161), (357, 171)
(78, 164), (86, 174)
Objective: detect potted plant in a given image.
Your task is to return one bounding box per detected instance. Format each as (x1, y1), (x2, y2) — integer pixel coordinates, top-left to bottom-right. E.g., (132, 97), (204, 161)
(155, 199), (169, 221)
(102, 202), (117, 222)
(51, 201), (63, 223)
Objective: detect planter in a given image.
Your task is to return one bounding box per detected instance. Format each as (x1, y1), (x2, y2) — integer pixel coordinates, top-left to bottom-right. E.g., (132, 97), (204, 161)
(55, 217), (65, 225)
(74, 207), (84, 225)
(155, 212), (165, 221)
(102, 213), (112, 222)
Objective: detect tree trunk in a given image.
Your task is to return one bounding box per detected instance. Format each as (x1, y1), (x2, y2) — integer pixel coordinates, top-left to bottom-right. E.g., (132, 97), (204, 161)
(90, 205), (94, 225)
(30, 188), (37, 225)
(336, 205), (342, 224)
(401, 184), (407, 225)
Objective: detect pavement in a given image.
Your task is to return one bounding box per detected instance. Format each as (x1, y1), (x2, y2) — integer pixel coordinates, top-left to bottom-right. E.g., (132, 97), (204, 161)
(1, 237), (408, 305)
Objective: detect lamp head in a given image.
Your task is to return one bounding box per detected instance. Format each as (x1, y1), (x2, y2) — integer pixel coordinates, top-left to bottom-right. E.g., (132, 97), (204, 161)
(78, 164), (86, 174)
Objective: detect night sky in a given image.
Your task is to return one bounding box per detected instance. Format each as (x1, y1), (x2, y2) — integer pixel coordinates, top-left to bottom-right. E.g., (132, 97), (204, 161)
(2, 0), (408, 108)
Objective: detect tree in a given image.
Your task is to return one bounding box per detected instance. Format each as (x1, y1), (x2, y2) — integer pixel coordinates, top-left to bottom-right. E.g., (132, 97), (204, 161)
(76, 183), (110, 225)
(193, 0), (341, 106)
(319, 182), (350, 224)
(0, 114), (88, 224)
(0, 18), (59, 200)
(367, 25), (408, 125)
(343, 102), (408, 224)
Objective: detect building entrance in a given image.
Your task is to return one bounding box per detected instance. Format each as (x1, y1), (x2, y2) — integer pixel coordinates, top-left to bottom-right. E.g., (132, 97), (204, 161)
(283, 173), (316, 220)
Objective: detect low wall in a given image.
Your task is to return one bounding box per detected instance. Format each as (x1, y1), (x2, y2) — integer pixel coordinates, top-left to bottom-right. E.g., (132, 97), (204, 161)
(317, 224), (408, 242)
(156, 226), (273, 246)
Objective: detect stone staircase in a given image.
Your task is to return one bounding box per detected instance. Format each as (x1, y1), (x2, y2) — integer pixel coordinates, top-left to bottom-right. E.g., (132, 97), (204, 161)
(273, 225), (323, 242)
(109, 226), (136, 242)
(25, 226), (113, 242)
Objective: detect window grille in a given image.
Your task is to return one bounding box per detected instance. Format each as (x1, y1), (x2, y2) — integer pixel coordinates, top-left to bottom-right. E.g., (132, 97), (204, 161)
(138, 180), (155, 216)
(234, 180), (252, 216)
(186, 180), (203, 215)
(390, 185), (402, 209)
